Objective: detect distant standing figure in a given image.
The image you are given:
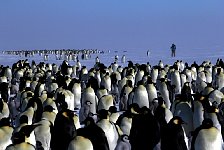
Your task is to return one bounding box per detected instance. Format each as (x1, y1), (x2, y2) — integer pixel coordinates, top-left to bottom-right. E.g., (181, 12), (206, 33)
(121, 55), (126, 63)
(147, 50), (150, 57)
(95, 56), (100, 63)
(115, 55), (119, 62)
(171, 44), (176, 57)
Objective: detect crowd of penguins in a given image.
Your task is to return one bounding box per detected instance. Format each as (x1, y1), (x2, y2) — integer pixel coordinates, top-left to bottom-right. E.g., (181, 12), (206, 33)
(1, 56), (224, 150)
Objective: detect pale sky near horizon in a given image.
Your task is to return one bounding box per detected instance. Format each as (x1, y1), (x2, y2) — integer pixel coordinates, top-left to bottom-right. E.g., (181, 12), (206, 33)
(0, 0), (223, 52)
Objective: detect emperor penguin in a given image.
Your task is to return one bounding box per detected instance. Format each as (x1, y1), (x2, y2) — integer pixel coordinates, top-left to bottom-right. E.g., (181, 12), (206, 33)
(173, 101), (194, 138)
(5, 132), (36, 150)
(97, 94), (115, 112)
(191, 118), (223, 150)
(132, 81), (149, 108)
(129, 107), (160, 150)
(204, 106), (222, 132)
(170, 66), (182, 94)
(68, 136), (93, 150)
(208, 90), (224, 105)
(118, 77), (128, 95)
(151, 67), (159, 84)
(79, 84), (98, 122)
(50, 107), (76, 150)
(14, 115), (38, 146)
(158, 78), (171, 109)
(214, 67), (224, 90)
(34, 119), (53, 150)
(115, 134), (131, 150)
(119, 80), (133, 111)
(121, 55), (126, 63)
(108, 106), (120, 123)
(117, 111), (133, 136)
(161, 116), (188, 150)
(193, 99), (204, 130)
(0, 98), (10, 120)
(154, 97), (173, 125)
(71, 79), (82, 109)
(146, 79), (158, 107)
(135, 69), (144, 85)
(97, 109), (122, 150)
(96, 85), (109, 100)
(41, 105), (57, 125)
(101, 72), (112, 92)
(77, 117), (110, 150)
(3, 66), (12, 81)
(0, 117), (14, 150)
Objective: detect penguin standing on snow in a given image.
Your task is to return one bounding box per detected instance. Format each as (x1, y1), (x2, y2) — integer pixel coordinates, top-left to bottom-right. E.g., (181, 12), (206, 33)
(191, 118), (223, 150)
(77, 117), (109, 150)
(161, 116), (188, 150)
(50, 103), (76, 150)
(129, 106), (160, 150)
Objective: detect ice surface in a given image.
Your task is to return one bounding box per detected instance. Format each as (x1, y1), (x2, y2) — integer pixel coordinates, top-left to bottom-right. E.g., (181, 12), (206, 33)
(0, 48), (223, 68)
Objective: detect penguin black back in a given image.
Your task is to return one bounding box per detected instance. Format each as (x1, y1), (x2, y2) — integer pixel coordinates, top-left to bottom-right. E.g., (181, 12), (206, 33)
(161, 116), (187, 150)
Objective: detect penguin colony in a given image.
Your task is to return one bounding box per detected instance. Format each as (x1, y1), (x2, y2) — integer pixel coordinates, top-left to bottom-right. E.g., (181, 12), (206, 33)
(0, 50), (224, 150)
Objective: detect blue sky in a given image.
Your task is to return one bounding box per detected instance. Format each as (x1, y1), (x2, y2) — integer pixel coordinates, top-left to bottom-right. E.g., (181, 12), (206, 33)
(0, 0), (223, 51)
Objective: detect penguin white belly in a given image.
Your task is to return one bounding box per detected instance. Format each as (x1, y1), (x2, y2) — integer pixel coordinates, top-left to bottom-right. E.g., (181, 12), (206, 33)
(72, 83), (81, 108)
(98, 95), (114, 111)
(97, 120), (119, 150)
(133, 87), (149, 108)
(120, 117), (132, 136)
(174, 102), (193, 137)
(193, 101), (204, 130)
(194, 128), (223, 150)
(146, 84), (158, 103)
(68, 136), (93, 150)
(0, 127), (13, 150)
(34, 121), (51, 150)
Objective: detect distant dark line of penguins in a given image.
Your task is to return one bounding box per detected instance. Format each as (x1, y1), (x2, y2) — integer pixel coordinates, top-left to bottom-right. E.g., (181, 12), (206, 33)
(3, 49), (107, 62)
(1, 57), (224, 150)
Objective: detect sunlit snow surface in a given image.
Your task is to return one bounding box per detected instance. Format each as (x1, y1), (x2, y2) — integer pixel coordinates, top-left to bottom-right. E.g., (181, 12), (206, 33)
(0, 48), (223, 68)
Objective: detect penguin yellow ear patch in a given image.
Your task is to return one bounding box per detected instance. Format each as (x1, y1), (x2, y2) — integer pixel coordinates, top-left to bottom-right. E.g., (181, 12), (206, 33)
(215, 108), (219, 113)
(200, 96), (205, 101)
(173, 119), (179, 125)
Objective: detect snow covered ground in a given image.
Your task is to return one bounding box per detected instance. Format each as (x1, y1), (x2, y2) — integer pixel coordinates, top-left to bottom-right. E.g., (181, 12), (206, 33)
(0, 48), (223, 68)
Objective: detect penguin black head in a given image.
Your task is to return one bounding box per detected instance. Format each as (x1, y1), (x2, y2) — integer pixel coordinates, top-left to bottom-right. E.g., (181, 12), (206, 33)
(0, 117), (11, 127)
(19, 124), (41, 137)
(12, 132), (26, 144)
(82, 117), (95, 126)
(19, 115), (28, 124)
(157, 97), (164, 106)
(128, 103), (140, 114)
(159, 78), (166, 82)
(140, 106), (150, 115)
(44, 105), (55, 112)
(98, 109), (109, 120)
(109, 106), (117, 113)
(202, 118), (213, 129)
(206, 106), (219, 113)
